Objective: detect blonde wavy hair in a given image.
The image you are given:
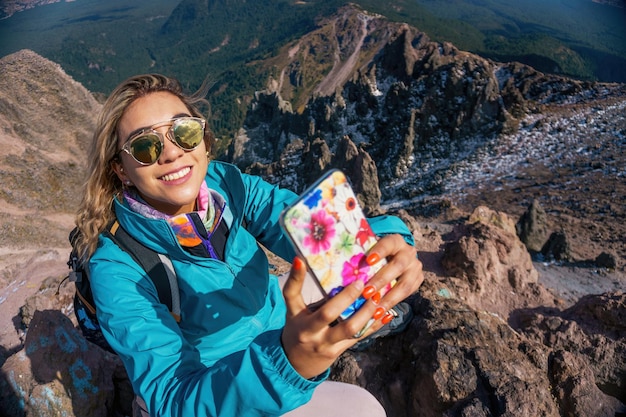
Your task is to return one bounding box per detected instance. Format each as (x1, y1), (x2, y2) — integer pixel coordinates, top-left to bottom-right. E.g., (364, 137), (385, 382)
(74, 73), (215, 258)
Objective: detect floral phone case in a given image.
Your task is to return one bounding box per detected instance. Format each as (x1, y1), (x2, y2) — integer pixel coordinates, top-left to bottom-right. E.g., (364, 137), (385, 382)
(281, 169), (394, 327)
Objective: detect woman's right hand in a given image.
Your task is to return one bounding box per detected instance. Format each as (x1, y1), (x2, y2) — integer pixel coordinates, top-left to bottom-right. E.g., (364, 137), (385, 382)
(280, 257), (382, 379)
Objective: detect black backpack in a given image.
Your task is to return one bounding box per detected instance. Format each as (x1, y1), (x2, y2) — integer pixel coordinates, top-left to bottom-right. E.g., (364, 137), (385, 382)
(68, 221), (181, 353)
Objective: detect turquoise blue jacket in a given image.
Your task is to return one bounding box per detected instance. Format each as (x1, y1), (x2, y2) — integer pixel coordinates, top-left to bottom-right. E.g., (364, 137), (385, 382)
(89, 161), (413, 417)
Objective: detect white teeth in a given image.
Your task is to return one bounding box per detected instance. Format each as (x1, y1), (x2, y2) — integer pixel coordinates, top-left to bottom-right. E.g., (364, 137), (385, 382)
(160, 167), (190, 182)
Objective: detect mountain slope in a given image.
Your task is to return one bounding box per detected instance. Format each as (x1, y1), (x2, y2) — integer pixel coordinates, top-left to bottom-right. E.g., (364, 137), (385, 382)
(225, 4), (626, 264)
(409, 0), (626, 81)
(0, 49), (102, 354)
(0, 49), (100, 248)
(1, 0), (624, 119)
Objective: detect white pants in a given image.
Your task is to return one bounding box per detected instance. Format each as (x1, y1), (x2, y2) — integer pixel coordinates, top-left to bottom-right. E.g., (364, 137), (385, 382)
(283, 381), (386, 416)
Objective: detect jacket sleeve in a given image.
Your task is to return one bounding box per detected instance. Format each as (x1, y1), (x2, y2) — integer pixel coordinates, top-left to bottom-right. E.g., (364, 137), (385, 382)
(210, 162), (415, 260)
(89, 237), (323, 417)
(237, 173), (416, 258)
(238, 172), (300, 260)
(367, 214), (415, 246)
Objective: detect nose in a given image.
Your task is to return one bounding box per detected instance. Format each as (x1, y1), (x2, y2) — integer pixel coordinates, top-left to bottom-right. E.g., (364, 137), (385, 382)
(157, 126), (184, 164)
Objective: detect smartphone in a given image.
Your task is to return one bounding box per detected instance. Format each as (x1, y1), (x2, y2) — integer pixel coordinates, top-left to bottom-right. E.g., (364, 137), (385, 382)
(280, 169), (395, 333)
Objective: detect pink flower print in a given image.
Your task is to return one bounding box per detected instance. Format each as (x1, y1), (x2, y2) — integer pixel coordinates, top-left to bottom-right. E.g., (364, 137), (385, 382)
(341, 253), (370, 286)
(303, 209), (336, 254)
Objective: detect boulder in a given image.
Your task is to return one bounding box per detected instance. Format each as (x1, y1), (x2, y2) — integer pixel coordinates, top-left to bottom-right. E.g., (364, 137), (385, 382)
(440, 206), (554, 319)
(514, 291), (626, 404)
(516, 199), (550, 253)
(0, 310), (132, 417)
(550, 349), (625, 417)
(595, 251), (618, 269)
(541, 231), (573, 261)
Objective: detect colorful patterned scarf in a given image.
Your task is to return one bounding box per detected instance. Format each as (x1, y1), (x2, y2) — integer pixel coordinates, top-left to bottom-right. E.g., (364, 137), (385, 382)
(123, 181), (225, 258)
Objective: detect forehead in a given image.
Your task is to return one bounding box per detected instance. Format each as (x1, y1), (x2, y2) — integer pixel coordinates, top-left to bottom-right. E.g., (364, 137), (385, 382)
(118, 91), (189, 137)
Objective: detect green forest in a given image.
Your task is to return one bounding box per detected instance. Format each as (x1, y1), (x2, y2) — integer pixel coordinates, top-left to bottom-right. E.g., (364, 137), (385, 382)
(1, 0), (624, 140)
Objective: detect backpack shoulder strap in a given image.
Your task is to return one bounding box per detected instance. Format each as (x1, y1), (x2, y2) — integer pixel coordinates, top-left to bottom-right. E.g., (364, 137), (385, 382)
(105, 221), (181, 322)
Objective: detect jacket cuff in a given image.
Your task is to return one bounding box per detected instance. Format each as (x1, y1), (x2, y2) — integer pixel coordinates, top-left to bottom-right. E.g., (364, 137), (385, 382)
(254, 329), (329, 393)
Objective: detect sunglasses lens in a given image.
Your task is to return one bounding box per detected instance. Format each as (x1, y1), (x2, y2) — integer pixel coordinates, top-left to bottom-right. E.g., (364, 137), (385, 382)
(173, 118), (204, 149)
(130, 134), (163, 164)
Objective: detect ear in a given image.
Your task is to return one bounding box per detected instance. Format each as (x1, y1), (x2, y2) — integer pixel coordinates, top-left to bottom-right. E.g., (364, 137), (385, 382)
(111, 159), (129, 184)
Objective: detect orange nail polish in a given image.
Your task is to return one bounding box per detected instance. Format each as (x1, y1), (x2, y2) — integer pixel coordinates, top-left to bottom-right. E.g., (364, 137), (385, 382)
(293, 257), (304, 270)
(382, 311), (394, 324)
(366, 253), (381, 266)
(372, 307), (385, 320)
(371, 292), (381, 304)
(362, 285), (377, 299)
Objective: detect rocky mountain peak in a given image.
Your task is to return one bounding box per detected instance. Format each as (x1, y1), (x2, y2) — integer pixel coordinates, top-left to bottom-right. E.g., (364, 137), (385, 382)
(0, 49), (99, 166)
(228, 3), (624, 211)
(0, 49), (100, 246)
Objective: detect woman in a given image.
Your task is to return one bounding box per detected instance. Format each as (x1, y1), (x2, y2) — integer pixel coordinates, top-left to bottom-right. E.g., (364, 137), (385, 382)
(74, 74), (423, 417)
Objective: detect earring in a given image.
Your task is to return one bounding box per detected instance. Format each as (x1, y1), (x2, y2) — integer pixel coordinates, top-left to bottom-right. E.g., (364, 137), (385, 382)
(124, 180), (132, 186)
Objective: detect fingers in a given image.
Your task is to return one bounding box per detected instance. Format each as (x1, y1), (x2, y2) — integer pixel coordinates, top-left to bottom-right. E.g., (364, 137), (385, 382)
(364, 234), (423, 309)
(313, 278), (366, 330)
(282, 257), (308, 317)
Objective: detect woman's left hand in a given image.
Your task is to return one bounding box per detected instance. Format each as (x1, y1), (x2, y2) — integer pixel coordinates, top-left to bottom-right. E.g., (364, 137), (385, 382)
(281, 234), (423, 379)
(359, 233), (423, 313)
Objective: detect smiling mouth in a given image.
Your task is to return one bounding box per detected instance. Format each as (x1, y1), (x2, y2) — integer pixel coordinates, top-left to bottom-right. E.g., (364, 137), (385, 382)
(160, 167), (191, 182)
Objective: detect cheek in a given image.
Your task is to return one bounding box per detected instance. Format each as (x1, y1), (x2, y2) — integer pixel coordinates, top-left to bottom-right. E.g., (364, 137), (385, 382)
(197, 150), (209, 173)
(196, 141), (209, 162)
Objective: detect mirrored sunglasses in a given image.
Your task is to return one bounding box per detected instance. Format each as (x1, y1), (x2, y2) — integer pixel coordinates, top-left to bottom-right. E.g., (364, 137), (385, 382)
(118, 117), (206, 165)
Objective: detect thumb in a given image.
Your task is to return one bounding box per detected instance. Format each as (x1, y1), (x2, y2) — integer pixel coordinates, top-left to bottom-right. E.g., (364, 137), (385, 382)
(282, 256), (307, 316)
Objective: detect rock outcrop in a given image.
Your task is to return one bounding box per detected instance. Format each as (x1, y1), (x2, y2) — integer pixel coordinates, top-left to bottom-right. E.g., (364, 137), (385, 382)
(331, 206), (626, 417)
(516, 199), (550, 253)
(1, 310), (132, 417)
(228, 6), (510, 199)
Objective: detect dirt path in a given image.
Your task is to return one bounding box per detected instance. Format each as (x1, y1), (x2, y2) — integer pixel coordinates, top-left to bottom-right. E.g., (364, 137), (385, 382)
(535, 262), (626, 307)
(314, 12), (371, 97)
